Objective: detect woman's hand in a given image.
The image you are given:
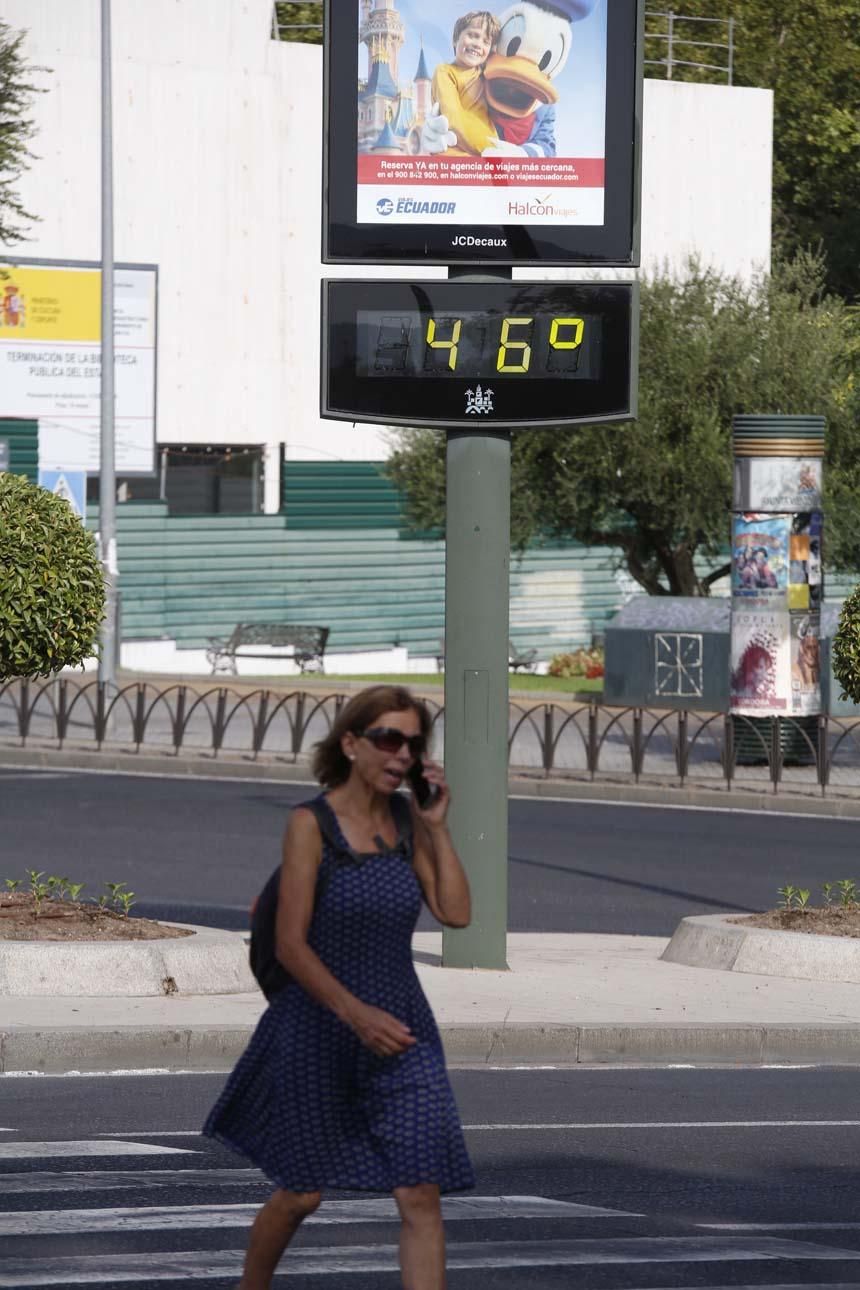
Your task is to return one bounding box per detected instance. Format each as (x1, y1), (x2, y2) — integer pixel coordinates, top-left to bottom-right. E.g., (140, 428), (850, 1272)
(348, 1002), (416, 1057)
(416, 760), (450, 828)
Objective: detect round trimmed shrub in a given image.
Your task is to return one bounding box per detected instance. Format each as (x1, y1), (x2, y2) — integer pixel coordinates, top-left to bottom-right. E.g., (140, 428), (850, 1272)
(833, 585), (860, 704)
(0, 473), (105, 679)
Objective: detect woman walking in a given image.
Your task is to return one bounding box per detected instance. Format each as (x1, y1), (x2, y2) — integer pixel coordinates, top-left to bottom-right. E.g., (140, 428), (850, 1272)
(204, 685), (474, 1289)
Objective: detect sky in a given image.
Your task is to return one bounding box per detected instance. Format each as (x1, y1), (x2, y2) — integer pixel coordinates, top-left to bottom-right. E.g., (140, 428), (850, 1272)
(357, 0), (608, 156)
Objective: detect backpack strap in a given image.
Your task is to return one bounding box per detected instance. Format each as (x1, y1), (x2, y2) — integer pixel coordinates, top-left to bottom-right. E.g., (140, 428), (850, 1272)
(389, 791), (414, 860)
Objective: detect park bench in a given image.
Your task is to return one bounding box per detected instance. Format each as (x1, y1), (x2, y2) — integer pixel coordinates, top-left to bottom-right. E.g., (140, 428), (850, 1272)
(206, 624), (329, 676)
(434, 638), (538, 674)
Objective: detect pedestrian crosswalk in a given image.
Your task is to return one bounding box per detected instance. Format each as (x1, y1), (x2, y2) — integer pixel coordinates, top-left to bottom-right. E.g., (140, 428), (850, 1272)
(2, 1134), (860, 1288)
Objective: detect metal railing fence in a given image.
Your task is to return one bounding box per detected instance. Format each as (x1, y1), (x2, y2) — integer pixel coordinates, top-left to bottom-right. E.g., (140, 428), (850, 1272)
(3, 678), (860, 798)
(644, 11), (735, 85)
(272, 4), (736, 86)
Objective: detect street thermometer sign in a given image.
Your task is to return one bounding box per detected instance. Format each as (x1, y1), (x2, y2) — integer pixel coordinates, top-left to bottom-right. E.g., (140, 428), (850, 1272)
(319, 0), (643, 969)
(322, 277), (637, 427)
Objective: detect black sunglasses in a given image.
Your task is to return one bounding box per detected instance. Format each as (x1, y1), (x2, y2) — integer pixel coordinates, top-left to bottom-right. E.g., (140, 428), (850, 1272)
(360, 726), (426, 757)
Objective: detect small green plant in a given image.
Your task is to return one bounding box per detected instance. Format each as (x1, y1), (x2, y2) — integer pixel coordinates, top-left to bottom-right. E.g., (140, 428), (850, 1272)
(836, 880), (858, 908)
(103, 881), (135, 917)
(778, 885), (799, 909)
(115, 889), (136, 917)
(26, 869), (50, 916)
(822, 882), (835, 906)
(3, 871), (138, 917)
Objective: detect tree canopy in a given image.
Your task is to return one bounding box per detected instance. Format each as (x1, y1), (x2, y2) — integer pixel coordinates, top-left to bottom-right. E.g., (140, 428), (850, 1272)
(0, 19), (42, 244)
(385, 255), (859, 597)
(649, 0), (860, 302)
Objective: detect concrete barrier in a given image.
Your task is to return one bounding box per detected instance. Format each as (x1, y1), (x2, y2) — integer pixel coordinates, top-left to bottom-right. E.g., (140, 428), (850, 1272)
(662, 913), (860, 985)
(0, 923), (256, 997)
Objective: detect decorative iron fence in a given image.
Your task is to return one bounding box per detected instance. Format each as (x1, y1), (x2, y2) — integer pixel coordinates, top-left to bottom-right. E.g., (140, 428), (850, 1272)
(3, 678), (860, 797)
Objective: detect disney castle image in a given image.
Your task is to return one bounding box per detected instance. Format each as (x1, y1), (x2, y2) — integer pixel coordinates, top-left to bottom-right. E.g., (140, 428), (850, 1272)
(357, 0), (431, 154)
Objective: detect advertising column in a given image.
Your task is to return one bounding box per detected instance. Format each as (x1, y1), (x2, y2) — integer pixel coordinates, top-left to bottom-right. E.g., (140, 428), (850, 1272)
(730, 415), (825, 730)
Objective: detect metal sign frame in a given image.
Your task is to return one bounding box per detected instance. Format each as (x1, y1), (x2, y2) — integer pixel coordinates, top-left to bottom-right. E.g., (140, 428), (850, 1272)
(321, 277), (639, 427)
(324, 0), (644, 267)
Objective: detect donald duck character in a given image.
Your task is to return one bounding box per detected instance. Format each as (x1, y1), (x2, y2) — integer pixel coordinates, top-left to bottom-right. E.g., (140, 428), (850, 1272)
(422, 0), (598, 158)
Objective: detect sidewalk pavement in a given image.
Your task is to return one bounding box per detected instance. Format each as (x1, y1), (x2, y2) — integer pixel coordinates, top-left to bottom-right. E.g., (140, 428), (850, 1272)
(2, 933), (859, 1074)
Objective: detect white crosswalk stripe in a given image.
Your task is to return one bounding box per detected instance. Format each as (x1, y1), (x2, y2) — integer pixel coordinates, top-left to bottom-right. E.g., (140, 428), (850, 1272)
(1, 1237), (859, 1285)
(0, 1166), (267, 1194)
(0, 1140), (196, 1159)
(0, 1194), (639, 1236)
(3, 1138), (860, 1288)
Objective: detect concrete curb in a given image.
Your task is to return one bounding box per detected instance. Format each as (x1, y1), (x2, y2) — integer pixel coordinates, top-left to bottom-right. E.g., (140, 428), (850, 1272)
(3, 746), (859, 818)
(2, 1021), (860, 1074)
(0, 923), (256, 998)
(662, 913), (860, 985)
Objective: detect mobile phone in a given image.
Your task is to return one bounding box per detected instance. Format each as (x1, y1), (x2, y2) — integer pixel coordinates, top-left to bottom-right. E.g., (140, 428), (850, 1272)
(407, 760), (439, 809)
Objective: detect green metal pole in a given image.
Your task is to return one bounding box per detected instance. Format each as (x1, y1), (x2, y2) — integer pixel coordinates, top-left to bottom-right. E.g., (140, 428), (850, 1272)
(442, 429), (510, 970)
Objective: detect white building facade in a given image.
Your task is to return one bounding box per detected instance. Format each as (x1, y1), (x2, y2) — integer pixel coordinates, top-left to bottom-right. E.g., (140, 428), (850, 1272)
(0, 0), (773, 508)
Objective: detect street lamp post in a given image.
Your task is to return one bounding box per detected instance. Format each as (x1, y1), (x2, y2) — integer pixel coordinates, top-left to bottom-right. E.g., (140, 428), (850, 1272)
(98, 0), (118, 688)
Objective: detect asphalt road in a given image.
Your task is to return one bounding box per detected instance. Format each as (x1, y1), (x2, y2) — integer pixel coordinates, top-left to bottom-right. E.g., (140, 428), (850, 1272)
(2, 767), (859, 934)
(2, 1067), (860, 1288)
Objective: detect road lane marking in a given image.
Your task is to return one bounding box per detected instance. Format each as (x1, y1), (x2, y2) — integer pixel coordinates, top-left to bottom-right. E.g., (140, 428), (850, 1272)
(0, 1140), (196, 1159)
(2, 760), (852, 824)
(462, 1120), (860, 1130)
(100, 1119), (860, 1136)
(702, 1222), (860, 1232)
(0, 1168), (267, 1194)
(0, 1195), (640, 1235)
(0, 1237), (858, 1284)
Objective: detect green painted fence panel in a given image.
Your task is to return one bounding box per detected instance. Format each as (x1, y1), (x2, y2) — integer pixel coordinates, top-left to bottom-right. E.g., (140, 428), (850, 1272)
(282, 460), (403, 529)
(86, 502), (696, 658)
(0, 418), (39, 483)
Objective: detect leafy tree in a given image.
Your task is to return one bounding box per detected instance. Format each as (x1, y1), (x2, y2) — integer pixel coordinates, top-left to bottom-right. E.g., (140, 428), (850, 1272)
(0, 474), (105, 679)
(0, 19), (42, 244)
(386, 255), (858, 597)
(647, 0), (860, 302)
(273, 3), (323, 45)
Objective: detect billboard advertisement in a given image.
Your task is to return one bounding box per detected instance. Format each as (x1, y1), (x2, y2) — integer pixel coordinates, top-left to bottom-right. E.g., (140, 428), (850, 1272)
(730, 610), (791, 714)
(733, 456), (822, 512)
(325, 0), (643, 265)
(0, 261), (157, 474)
(356, 0), (608, 228)
(790, 613), (822, 716)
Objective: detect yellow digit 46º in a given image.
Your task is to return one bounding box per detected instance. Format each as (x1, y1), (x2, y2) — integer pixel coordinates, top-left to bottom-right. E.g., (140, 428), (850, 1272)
(426, 317), (462, 371)
(497, 317), (534, 373)
(549, 317), (585, 351)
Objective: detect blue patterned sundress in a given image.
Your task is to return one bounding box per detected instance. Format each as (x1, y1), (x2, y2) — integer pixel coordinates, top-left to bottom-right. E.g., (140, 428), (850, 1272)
(203, 793), (475, 1194)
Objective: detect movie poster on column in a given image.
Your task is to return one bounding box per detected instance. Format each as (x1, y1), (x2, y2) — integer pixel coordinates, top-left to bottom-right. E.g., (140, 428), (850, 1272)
(732, 514), (790, 605)
(790, 614), (822, 716)
(356, 0), (608, 227)
(730, 610), (791, 714)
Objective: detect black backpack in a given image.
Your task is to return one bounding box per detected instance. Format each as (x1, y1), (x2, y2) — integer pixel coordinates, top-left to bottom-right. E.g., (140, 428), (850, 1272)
(249, 793), (413, 1001)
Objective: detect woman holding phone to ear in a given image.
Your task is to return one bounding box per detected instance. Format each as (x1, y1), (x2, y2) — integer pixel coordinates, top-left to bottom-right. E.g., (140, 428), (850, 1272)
(204, 685), (473, 1290)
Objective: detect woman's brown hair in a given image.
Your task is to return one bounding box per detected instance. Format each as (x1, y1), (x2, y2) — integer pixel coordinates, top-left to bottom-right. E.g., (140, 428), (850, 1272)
(312, 685), (433, 788)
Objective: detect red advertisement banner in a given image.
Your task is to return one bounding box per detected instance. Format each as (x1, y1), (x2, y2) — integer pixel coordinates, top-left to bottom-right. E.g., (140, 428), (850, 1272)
(358, 155), (605, 188)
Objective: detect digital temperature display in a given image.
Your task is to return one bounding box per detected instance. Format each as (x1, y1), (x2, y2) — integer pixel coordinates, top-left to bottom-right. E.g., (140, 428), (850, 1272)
(360, 312), (601, 382)
(322, 280), (637, 429)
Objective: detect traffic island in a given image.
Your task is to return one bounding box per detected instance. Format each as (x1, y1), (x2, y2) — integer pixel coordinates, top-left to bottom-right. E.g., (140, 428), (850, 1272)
(662, 912), (860, 985)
